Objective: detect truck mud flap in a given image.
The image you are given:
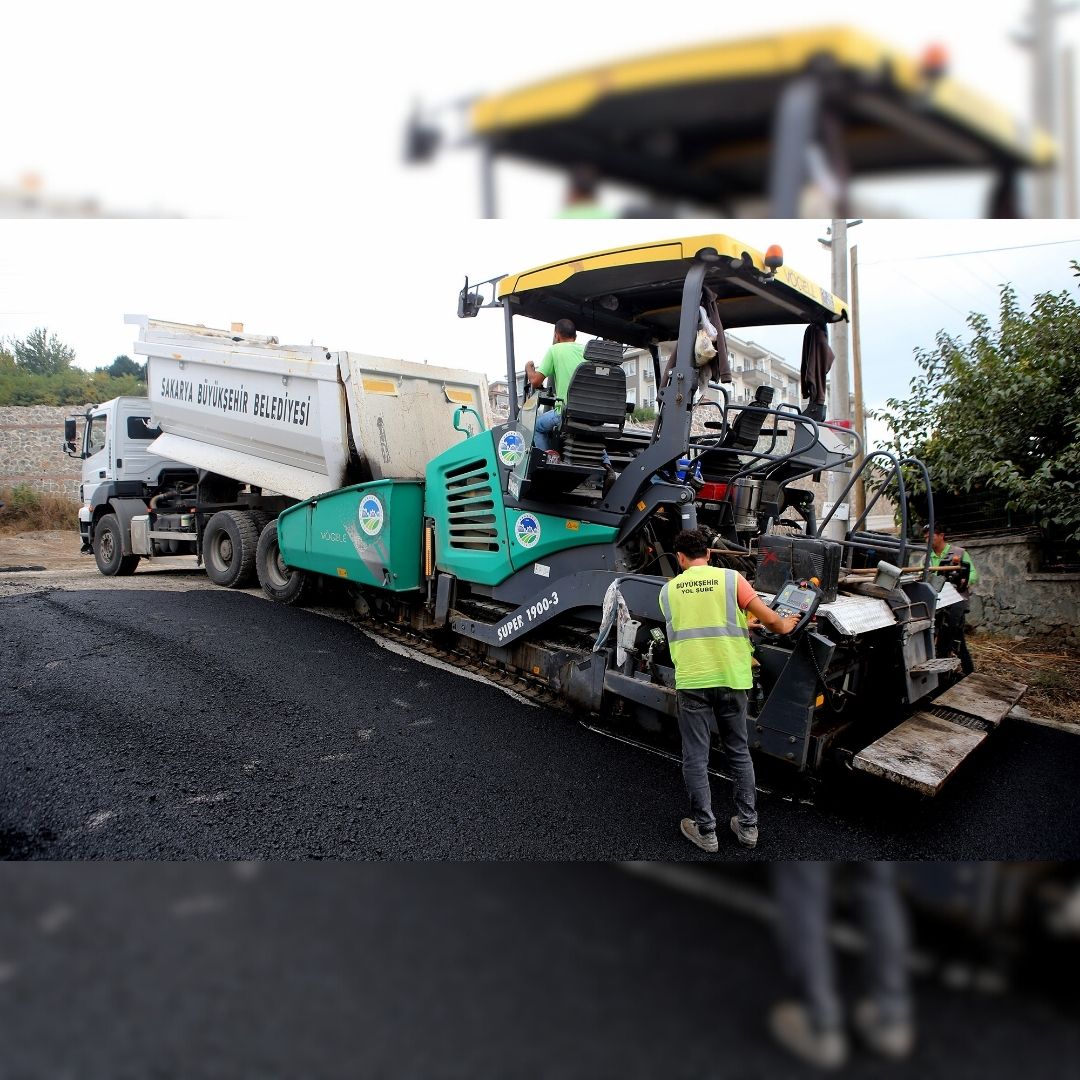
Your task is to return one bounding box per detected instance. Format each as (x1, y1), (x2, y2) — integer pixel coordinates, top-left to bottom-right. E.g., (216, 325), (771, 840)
(852, 673), (1028, 796)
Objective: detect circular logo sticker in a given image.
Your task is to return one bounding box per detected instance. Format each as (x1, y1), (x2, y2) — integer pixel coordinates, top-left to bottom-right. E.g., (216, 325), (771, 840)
(514, 513), (541, 549)
(358, 493), (385, 537)
(497, 429), (526, 468)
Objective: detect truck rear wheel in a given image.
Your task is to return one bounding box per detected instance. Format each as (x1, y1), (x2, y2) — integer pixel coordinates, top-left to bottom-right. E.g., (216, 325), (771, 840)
(247, 510), (272, 536)
(256, 520), (311, 605)
(93, 513), (141, 576)
(203, 509), (258, 588)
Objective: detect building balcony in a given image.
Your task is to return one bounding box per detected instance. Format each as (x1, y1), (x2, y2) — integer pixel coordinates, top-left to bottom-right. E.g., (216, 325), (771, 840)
(738, 366), (771, 388)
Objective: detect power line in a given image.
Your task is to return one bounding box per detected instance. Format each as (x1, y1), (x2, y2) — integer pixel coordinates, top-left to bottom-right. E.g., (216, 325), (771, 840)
(862, 237), (1080, 266)
(881, 263), (970, 320)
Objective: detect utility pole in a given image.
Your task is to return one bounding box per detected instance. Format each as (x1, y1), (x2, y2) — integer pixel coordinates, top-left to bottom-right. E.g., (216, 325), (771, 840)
(1015, 0), (1079, 216)
(850, 244), (866, 523)
(1065, 47), (1079, 217)
(826, 218), (851, 430)
(819, 218), (861, 540)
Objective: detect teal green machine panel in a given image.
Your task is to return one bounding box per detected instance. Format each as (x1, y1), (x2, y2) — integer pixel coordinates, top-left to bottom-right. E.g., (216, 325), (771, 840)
(277, 479), (424, 592)
(425, 431), (513, 586)
(424, 430), (620, 585)
(503, 508), (616, 572)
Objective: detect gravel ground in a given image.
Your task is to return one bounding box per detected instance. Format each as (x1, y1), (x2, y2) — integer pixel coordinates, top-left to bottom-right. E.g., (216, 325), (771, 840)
(1, 863), (1076, 1079)
(2, 571), (1079, 861)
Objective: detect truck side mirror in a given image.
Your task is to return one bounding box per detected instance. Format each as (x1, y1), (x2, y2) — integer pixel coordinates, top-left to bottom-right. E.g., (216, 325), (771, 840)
(63, 418), (78, 456)
(457, 284), (483, 319)
(404, 111), (441, 164)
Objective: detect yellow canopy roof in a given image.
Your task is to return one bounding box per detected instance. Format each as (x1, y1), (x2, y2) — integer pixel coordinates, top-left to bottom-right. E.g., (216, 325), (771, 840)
(498, 234), (846, 347)
(471, 26), (1053, 201)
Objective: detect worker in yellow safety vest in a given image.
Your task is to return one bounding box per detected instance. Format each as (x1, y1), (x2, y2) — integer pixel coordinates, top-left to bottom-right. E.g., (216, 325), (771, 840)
(660, 529), (799, 853)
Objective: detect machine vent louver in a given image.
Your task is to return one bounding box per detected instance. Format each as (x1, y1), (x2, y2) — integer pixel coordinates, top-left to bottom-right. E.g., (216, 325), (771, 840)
(445, 459), (499, 551)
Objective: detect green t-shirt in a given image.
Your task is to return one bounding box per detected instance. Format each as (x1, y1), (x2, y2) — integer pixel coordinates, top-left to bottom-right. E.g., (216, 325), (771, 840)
(535, 341), (586, 409)
(556, 205), (617, 219)
(930, 543), (979, 586)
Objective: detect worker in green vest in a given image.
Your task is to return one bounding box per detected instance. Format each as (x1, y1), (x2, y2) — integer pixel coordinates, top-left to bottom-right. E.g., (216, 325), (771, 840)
(659, 529), (799, 853)
(923, 523), (978, 675)
(555, 164), (616, 219)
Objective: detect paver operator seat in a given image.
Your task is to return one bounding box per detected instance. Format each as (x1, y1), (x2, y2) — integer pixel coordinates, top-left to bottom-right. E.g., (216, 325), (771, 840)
(558, 339), (629, 468)
(511, 339), (630, 502)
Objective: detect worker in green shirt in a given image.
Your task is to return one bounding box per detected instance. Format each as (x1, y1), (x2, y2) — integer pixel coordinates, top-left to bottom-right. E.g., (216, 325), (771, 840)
(556, 164), (616, 219)
(526, 317), (585, 452)
(526, 318), (616, 487)
(924, 523), (978, 675)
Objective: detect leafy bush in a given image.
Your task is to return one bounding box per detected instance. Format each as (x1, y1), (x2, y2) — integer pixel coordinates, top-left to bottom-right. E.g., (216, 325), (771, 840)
(0, 486), (80, 533)
(9, 483), (40, 513)
(631, 406), (657, 424)
(871, 265), (1080, 541)
(0, 368), (146, 406)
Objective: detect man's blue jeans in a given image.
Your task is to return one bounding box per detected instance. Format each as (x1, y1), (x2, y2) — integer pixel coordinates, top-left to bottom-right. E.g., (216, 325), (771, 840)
(533, 409), (561, 451)
(771, 862), (912, 1032)
(675, 687), (756, 833)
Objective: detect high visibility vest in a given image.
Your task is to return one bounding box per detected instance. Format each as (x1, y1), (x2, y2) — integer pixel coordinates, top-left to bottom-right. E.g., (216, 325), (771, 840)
(659, 565), (752, 691)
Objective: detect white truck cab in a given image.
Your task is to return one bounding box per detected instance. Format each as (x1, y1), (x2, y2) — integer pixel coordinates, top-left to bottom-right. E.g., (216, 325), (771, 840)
(64, 396), (195, 560)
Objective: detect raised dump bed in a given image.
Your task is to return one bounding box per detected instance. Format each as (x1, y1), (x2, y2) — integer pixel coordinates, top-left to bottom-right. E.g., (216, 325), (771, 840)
(128, 316), (491, 501)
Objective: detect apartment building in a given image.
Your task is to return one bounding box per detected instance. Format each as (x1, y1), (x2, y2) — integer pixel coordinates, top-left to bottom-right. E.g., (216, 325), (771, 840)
(621, 333), (803, 412)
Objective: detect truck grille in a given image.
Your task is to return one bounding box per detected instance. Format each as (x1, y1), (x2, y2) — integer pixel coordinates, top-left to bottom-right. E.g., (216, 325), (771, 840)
(445, 460), (499, 551)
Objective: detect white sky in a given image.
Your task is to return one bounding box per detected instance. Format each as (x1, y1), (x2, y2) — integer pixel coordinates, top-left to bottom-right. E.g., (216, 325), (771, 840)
(2, 1), (1079, 218)
(2, 217), (1077, 452)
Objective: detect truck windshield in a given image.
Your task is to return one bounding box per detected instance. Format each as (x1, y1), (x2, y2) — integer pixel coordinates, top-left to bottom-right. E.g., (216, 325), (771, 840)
(87, 415), (107, 455)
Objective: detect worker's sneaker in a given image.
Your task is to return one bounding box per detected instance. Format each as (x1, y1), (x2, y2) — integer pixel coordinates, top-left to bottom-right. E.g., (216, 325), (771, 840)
(730, 815), (758, 849)
(769, 1002), (848, 1071)
(679, 818), (718, 853)
(853, 1001), (915, 1060)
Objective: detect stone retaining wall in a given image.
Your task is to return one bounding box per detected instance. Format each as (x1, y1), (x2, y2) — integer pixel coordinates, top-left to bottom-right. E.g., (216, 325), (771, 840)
(963, 531), (1080, 646)
(0, 406), (88, 501)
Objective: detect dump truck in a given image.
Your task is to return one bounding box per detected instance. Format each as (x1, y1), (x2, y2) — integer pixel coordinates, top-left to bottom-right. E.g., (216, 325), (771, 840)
(63, 317), (491, 585)
(246, 233), (1025, 795)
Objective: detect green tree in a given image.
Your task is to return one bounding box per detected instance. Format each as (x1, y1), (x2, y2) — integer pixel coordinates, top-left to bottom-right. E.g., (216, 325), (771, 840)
(0, 343), (15, 372)
(873, 264), (1080, 540)
(106, 354), (142, 379)
(13, 327), (76, 375)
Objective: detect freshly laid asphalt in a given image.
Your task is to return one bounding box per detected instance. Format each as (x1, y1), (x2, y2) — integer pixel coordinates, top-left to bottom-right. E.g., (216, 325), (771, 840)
(2, 581), (1079, 861)
(1, 863), (1077, 1079)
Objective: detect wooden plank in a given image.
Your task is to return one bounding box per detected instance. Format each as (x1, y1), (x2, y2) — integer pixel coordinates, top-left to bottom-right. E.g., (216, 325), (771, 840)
(852, 711), (987, 796)
(935, 673), (1028, 728)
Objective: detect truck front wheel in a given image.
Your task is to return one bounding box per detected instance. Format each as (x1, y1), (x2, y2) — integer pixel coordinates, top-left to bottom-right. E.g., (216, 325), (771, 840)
(203, 510), (258, 588)
(256, 520), (311, 605)
(93, 513), (141, 576)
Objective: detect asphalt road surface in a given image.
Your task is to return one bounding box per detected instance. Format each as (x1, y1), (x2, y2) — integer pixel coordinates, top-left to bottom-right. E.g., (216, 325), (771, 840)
(2, 573), (1079, 860)
(2, 863), (1076, 1079)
